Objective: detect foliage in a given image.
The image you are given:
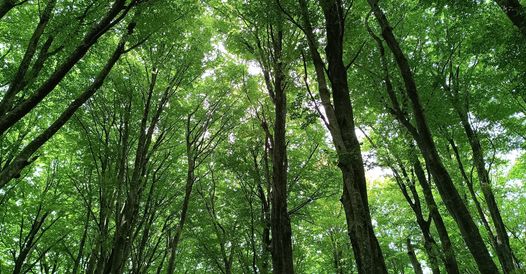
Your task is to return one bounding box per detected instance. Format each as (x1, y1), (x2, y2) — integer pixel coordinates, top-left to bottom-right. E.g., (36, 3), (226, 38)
(0, 0), (525, 273)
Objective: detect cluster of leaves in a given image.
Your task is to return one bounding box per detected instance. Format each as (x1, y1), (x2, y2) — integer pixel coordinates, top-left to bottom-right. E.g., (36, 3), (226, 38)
(0, 0), (525, 273)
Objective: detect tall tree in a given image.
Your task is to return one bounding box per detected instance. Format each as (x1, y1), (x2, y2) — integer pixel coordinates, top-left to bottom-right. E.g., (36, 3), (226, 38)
(290, 0), (388, 272)
(366, 1), (499, 272)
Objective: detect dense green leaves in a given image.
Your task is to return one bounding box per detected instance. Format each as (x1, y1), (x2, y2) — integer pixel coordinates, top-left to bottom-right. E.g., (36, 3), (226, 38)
(0, 0), (525, 273)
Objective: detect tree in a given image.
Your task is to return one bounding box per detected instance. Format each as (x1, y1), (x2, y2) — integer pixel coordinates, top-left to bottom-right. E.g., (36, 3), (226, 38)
(1, 1), (525, 273)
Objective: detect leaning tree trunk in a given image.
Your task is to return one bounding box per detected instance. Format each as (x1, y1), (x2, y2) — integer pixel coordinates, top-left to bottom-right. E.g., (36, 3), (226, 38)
(367, 1), (498, 272)
(166, 156), (196, 274)
(495, 0), (526, 37)
(393, 166), (441, 274)
(453, 107), (519, 273)
(406, 238), (424, 274)
(413, 159), (460, 274)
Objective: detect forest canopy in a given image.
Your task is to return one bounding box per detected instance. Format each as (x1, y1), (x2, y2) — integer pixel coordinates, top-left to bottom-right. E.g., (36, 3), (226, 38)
(0, 0), (525, 273)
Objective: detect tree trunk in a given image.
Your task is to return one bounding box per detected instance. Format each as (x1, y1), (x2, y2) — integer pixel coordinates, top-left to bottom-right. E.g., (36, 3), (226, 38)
(104, 62), (166, 274)
(269, 27), (295, 274)
(166, 150), (197, 274)
(406, 238), (424, 274)
(297, 0), (387, 271)
(391, 164), (441, 274)
(319, 1), (387, 272)
(367, 2), (498, 272)
(329, 230), (345, 274)
(413, 159), (460, 274)
(495, 0), (526, 37)
(0, 0), (15, 20)
(258, 148), (272, 274)
(458, 111), (518, 272)
(72, 207), (91, 274)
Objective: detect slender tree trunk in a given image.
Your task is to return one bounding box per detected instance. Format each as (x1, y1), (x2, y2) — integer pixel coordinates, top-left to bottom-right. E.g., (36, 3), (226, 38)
(254, 148), (271, 274)
(329, 230), (345, 274)
(104, 63), (166, 274)
(457, 110), (518, 273)
(258, 153), (271, 274)
(13, 212), (49, 274)
(268, 28), (295, 274)
(72, 207), (91, 274)
(166, 156), (196, 274)
(367, 2), (498, 272)
(413, 159), (460, 274)
(391, 164), (441, 274)
(406, 238), (424, 274)
(449, 137), (498, 246)
(133, 181), (158, 274)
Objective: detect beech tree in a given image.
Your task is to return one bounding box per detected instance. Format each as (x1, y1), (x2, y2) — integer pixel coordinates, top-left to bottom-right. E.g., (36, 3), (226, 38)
(0, 0), (525, 273)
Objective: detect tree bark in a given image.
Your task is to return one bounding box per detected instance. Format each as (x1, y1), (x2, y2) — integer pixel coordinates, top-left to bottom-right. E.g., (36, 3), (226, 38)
(253, 144), (272, 274)
(72, 206), (91, 274)
(268, 26), (295, 274)
(495, 0), (526, 37)
(406, 238), (424, 274)
(296, 0), (387, 272)
(394, 166), (441, 274)
(457, 109), (518, 273)
(318, 1), (388, 272)
(0, 0), (132, 136)
(366, 2), (498, 272)
(362, 126), (444, 273)
(0, 28), (131, 188)
(413, 159), (460, 274)
(166, 156), (196, 274)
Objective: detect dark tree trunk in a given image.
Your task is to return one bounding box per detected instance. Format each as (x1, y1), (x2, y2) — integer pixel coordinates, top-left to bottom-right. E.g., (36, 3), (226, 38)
(104, 61), (169, 274)
(13, 211), (50, 274)
(413, 159), (460, 274)
(268, 27), (295, 274)
(406, 238), (424, 274)
(367, 2), (498, 272)
(132, 178), (159, 274)
(166, 157), (196, 274)
(256, 144), (272, 274)
(391, 163), (441, 274)
(0, 21), (134, 188)
(495, 0), (526, 37)
(72, 207), (91, 274)
(329, 230), (345, 274)
(457, 110), (519, 273)
(296, 0), (387, 272)
(319, 1), (387, 273)
(0, 0), (16, 20)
